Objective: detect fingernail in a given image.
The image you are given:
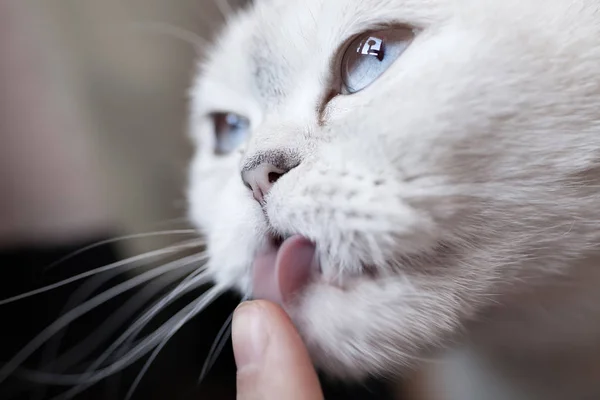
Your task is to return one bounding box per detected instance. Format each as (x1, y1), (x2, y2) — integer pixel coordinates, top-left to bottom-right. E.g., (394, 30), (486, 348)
(232, 301), (268, 369)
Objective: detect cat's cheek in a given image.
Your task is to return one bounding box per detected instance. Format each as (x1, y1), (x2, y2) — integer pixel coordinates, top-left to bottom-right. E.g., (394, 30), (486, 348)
(187, 151), (243, 228)
(286, 277), (478, 381)
(188, 177), (234, 231)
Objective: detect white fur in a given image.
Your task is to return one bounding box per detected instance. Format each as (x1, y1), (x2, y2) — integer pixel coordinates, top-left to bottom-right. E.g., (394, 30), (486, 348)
(188, 0), (600, 398)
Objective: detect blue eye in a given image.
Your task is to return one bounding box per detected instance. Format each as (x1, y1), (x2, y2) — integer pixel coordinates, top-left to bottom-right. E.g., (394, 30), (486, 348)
(211, 112), (250, 155)
(341, 27), (415, 94)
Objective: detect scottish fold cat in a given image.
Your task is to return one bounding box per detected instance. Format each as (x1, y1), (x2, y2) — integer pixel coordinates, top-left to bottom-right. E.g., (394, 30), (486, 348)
(188, 0), (600, 399)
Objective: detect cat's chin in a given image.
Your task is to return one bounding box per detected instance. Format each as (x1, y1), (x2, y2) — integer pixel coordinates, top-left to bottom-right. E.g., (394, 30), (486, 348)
(250, 235), (419, 381)
(287, 273), (443, 382)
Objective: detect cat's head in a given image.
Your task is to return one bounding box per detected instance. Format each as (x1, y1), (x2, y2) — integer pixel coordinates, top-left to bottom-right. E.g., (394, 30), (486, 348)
(187, 0), (600, 380)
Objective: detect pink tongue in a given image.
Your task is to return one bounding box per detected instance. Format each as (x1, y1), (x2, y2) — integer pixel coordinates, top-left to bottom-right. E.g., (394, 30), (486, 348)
(252, 235), (316, 305)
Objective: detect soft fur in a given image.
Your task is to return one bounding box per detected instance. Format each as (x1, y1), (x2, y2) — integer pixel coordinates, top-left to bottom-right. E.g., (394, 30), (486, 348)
(187, 1), (600, 399)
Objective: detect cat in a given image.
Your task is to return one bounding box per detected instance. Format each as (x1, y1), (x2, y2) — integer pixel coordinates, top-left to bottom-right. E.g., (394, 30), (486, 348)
(187, 0), (600, 399)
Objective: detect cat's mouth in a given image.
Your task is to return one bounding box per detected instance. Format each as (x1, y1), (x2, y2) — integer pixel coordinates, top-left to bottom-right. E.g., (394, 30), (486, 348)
(251, 234), (320, 305)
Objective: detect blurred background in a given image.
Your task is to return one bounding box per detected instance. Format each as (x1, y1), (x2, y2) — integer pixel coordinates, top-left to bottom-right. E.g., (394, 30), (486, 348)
(0, 0), (228, 253)
(0, 1), (398, 399)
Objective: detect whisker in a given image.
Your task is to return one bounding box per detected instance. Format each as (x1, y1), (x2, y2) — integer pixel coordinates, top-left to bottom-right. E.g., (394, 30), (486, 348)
(126, 21), (210, 51)
(0, 253), (207, 384)
(32, 268), (216, 398)
(34, 270), (126, 378)
(13, 268), (208, 382)
(198, 294), (249, 383)
(198, 312), (233, 383)
(123, 336), (171, 400)
(34, 232), (198, 374)
(123, 285), (227, 400)
(120, 274), (207, 347)
(124, 278), (224, 400)
(33, 265), (125, 400)
(123, 285), (222, 400)
(90, 267), (213, 372)
(43, 229), (197, 272)
(0, 239), (203, 306)
(40, 268), (191, 373)
(42, 285), (226, 400)
(31, 270), (185, 400)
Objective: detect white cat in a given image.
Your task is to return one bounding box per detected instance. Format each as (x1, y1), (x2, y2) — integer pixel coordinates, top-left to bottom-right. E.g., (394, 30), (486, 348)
(188, 0), (600, 399)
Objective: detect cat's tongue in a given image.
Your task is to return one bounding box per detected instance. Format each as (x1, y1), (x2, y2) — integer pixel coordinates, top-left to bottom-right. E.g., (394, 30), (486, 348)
(252, 235), (316, 305)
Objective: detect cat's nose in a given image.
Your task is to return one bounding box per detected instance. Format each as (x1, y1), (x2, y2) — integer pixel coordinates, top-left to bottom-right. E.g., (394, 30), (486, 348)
(241, 152), (299, 204)
(241, 163), (286, 204)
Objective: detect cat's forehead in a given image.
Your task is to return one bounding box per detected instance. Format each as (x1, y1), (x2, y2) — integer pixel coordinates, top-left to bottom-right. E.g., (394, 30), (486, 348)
(196, 0), (572, 115)
(244, 0), (445, 96)
(198, 0), (448, 112)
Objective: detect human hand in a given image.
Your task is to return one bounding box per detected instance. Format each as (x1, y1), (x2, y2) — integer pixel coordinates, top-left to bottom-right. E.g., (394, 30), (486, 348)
(232, 300), (324, 400)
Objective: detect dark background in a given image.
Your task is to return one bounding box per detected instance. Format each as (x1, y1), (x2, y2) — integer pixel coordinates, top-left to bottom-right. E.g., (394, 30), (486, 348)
(0, 236), (397, 399)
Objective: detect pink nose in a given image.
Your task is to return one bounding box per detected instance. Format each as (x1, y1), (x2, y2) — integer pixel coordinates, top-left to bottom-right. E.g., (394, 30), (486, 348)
(241, 162), (286, 204)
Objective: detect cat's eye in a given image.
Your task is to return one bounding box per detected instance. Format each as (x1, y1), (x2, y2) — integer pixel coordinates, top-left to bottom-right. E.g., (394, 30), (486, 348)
(341, 27), (415, 94)
(211, 112), (250, 155)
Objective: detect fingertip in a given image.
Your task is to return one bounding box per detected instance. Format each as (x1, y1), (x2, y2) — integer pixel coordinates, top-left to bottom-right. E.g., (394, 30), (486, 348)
(232, 301), (269, 370)
(233, 300), (324, 399)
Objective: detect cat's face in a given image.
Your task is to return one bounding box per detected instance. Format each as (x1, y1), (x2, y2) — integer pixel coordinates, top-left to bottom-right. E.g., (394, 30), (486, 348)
(188, 0), (600, 380)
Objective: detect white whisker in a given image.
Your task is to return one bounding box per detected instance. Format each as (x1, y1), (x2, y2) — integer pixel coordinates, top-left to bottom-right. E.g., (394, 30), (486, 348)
(32, 267), (123, 400)
(43, 230), (197, 272)
(198, 312), (233, 383)
(0, 239), (203, 306)
(198, 294), (250, 382)
(124, 285), (227, 400)
(0, 253), (207, 384)
(39, 285), (226, 400)
(35, 266), (125, 376)
(122, 284), (221, 400)
(90, 267), (213, 372)
(123, 337), (171, 400)
(32, 268), (217, 398)
(40, 268), (191, 373)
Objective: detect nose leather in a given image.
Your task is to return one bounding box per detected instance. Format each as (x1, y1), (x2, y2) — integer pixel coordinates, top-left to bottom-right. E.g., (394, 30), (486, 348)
(241, 163), (286, 204)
